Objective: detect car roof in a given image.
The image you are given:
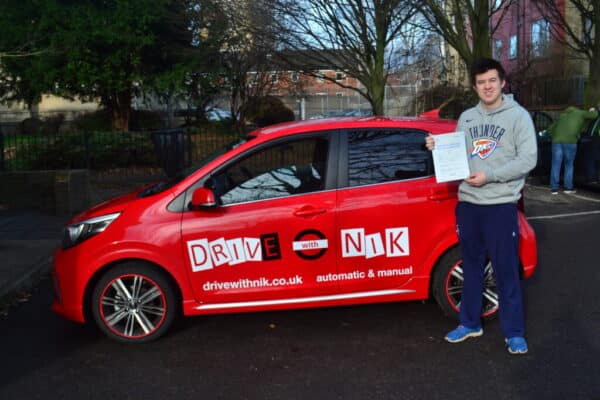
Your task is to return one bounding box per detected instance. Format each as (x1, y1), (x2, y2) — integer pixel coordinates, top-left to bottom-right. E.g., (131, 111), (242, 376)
(249, 116), (457, 139)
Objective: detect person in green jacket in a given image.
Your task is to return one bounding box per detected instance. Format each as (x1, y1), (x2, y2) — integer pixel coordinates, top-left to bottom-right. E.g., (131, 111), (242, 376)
(548, 106), (599, 194)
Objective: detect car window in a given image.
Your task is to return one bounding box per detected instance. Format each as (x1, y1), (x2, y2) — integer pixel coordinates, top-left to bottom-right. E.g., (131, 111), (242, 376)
(591, 117), (600, 137)
(530, 111), (553, 132)
(209, 137), (329, 205)
(347, 129), (432, 187)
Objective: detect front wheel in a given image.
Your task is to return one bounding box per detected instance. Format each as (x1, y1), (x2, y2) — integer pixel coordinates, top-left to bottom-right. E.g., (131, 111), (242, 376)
(431, 247), (499, 320)
(91, 263), (177, 343)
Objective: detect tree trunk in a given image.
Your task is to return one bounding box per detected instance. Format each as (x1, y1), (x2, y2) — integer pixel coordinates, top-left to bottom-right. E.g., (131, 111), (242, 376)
(28, 101), (40, 119)
(370, 30), (387, 116)
(470, 1), (491, 63)
(584, 71), (600, 108)
(370, 81), (386, 116)
(109, 87), (132, 131)
(166, 93), (175, 129)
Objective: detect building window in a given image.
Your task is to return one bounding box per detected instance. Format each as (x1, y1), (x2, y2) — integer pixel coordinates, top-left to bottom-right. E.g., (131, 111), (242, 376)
(270, 72), (278, 84)
(583, 16), (594, 46)
(509, 35), (518, 59)
(493, 39), (503, 59)
(531, 19), (550, 57)
(335, 71), (344, 81)
(290, 71), (299, 83)
(248, 73), (257, 86)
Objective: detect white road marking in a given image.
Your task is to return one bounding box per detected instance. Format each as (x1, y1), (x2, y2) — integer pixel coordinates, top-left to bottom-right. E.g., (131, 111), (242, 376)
(528, 210), (600, 220)
(566, 193), (600, 203)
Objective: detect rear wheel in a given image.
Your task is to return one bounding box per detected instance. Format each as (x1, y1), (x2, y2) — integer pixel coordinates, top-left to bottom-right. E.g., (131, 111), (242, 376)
(91, 263), (177, 343)
(432, 247), (499, 320)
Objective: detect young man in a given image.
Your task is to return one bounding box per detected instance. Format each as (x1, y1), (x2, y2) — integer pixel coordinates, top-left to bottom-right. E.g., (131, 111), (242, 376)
(425, 58), (537, 354)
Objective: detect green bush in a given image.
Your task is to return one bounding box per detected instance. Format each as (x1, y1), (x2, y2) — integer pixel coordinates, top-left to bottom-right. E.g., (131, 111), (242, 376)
(418, 85), (478, 120)
(245, 96), (295, 127)
(70, 109), (166, 132)
(41, 114), (65, 135)
(72, 110), (113, 132)
(18, 118), (43, 135)
(23, 131), (157, 170)
(130, 110), (165, 131)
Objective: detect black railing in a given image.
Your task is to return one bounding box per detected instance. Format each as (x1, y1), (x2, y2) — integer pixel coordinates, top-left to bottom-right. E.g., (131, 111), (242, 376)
(0, 127), (245, 178)
(513, 76), (586, 109)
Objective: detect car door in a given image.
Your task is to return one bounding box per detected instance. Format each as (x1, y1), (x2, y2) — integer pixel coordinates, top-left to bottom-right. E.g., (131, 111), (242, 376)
(181, 133), (340, 306)
(335, 128), (458, 293)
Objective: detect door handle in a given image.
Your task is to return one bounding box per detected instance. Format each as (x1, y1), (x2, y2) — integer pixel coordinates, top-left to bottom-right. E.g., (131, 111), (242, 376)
(428, 191), (451, 201)
(294, 206), (326, 217)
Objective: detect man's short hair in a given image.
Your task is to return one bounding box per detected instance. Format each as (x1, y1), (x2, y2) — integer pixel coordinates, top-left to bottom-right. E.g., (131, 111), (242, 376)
(470, 58), (506, 86)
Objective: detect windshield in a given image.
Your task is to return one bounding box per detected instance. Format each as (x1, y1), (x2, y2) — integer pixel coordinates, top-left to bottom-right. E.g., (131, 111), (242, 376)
(138, 136), (252, 198)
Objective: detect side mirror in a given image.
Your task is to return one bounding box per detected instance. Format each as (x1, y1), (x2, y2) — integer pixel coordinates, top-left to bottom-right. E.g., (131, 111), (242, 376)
(190, 187), (217, 210)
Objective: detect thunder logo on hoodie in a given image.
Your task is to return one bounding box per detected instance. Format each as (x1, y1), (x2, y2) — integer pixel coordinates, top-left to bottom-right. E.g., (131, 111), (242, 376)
(467, 124), (505, 159)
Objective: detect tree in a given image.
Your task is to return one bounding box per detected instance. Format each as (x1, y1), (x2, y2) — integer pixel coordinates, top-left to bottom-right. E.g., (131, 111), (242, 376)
(141, 1), (229, 128)
(267, 0), (416, 115)
(532, 0), (600, 107)
(416, 0), (514, 80)
(0, 0), (200, 131)
(55, 0), (190, 131)
(217, 0), (295, 133)
(0, 0), (60, 111)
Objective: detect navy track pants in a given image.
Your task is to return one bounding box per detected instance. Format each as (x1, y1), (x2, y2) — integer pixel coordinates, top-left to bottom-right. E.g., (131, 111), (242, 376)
(455, 201), (525, 338)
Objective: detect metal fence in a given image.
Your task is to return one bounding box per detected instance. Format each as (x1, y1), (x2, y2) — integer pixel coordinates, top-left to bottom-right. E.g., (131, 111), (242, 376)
(0, 127), (245, 179)
(513, 76), (586, 109)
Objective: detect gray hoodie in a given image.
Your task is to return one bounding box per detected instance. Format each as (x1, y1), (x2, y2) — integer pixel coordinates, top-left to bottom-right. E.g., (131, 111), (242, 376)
(457, 95), (537, 205)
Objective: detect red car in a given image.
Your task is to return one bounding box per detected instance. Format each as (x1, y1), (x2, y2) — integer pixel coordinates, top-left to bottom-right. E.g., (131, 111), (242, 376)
(52, 116), (538, 343)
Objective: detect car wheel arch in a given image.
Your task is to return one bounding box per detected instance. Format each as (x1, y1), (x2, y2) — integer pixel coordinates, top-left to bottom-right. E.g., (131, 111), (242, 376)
(82, 259), (183, 325)
(421, 235), (460, 290)
(429, 245), (526, 320)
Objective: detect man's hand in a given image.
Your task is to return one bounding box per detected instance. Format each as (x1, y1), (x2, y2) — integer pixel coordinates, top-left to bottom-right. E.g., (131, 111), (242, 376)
(425, 134), (435, 151)
(464, 171), (487, 187)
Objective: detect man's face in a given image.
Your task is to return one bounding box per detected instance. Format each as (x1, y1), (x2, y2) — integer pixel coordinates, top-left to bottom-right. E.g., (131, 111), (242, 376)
(473, 69), (505, 109)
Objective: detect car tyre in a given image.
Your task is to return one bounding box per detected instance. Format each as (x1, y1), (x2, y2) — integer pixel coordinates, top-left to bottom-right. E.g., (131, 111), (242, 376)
(91, 263), (177, 343)
(432, 247), (499, 320)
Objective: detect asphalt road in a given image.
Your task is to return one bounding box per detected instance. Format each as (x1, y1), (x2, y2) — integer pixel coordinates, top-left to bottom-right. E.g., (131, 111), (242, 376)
(1, 187), (599, 400)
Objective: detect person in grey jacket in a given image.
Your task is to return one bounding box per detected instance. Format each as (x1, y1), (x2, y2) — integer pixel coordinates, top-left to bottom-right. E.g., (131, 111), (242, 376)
(426, 58), (537, 354)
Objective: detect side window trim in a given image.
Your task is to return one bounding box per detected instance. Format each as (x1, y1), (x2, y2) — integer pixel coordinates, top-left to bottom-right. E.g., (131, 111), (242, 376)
(337, 130), (348, 190)
(181, 131), (339, 211)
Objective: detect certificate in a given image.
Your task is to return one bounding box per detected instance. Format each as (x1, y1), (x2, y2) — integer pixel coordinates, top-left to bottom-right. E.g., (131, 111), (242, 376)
(432, 131), (470, 183)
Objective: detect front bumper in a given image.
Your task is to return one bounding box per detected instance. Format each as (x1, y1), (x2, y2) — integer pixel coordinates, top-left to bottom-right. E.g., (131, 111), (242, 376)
(51, 248), (87, 323)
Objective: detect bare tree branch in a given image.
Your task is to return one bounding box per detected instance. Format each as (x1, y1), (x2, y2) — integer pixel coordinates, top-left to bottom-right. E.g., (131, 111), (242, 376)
(258, 0), (416, 115)
(0, 50), (49, 58)
(416, 0), (516, 79)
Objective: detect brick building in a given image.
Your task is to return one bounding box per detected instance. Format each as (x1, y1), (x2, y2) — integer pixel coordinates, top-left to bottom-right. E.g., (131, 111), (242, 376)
(490, 0), (588, 107)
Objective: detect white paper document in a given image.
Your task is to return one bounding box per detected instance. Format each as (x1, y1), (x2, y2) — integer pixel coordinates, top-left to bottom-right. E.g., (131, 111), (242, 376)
(431, 131), (470, 183)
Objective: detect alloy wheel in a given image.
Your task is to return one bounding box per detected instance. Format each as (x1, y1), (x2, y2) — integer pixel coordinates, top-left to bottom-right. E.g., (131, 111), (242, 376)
(444, 260), (499, 317)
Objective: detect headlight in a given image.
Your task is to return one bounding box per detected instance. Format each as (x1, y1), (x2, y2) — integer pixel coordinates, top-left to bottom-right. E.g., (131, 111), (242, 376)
(62, 212), (121, 249)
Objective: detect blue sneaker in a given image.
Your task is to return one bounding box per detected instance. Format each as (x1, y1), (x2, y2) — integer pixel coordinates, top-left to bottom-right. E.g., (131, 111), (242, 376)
(505, 337), (528, 354)
(444, 325), (483, 343)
